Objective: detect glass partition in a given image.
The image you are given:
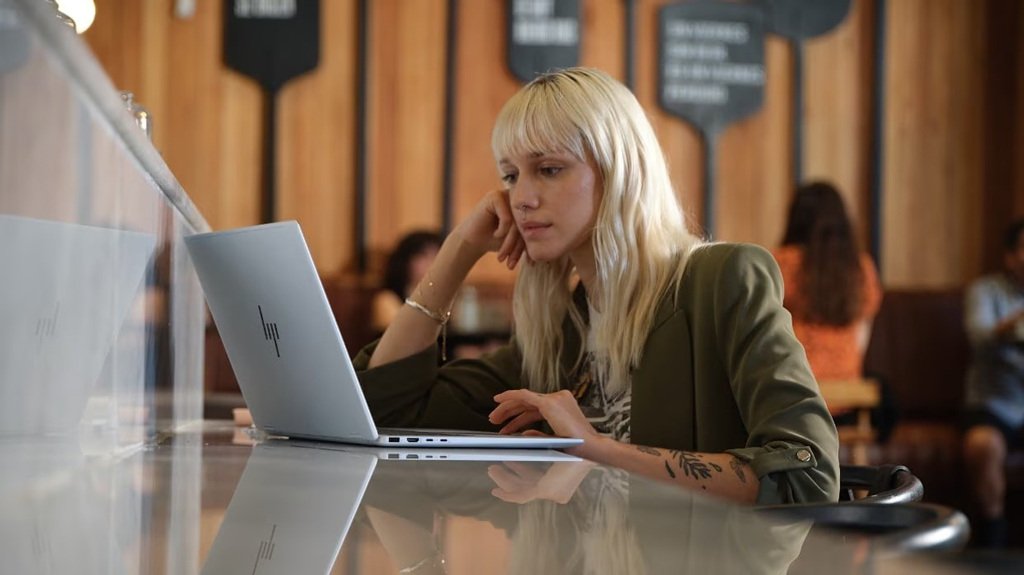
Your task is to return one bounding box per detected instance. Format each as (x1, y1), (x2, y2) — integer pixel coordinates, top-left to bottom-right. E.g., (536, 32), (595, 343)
(0, 0), (208, 454)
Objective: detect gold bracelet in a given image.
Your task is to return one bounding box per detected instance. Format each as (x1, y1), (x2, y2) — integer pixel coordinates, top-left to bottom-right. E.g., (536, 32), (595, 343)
(399, 553), (446, 574)
(405, 297), (452, 361)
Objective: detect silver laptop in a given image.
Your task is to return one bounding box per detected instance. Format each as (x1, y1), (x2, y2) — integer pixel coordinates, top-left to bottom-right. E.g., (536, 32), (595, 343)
(0, 215), (157, 435)
(184, 221), (582, 449)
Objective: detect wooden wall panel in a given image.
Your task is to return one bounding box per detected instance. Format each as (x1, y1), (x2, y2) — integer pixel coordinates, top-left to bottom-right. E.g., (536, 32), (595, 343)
(715, 35), (794, 246)
(978, 0), (1021, 274)
(581, 0), (626, 79)
(365, 0), (448, 273)
(81, 0), (1024, 289)
(1015, 3), (1024, 221)
(882, 0), (986, 288)
(803, 0), (874, 245)
(276, 0), (359, 275)
(450, 0), (523, 285)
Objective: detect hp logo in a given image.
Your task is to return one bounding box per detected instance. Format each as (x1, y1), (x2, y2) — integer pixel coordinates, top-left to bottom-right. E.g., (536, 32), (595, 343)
(35, 301), (60, 348)
(258, 305), (280, 358)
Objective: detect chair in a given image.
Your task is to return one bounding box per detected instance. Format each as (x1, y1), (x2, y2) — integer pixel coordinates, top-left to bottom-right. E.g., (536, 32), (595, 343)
(819, 378), (881, 465)
(839, 464), (924, 504)
(760, 465), (966, 557)
(760, 502), (970, 555)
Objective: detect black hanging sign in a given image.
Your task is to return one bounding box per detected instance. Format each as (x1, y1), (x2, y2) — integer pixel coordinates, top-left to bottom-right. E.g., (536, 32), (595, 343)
(507, 0), (581, 83)
(658, 1), (766, 238)
(224, 0), (320, 223)
(761, 0), (851, 40)
(658, 1), (766, 136)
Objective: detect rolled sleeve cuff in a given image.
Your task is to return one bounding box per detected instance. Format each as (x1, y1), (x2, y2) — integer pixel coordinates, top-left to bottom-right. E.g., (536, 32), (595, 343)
(727, 442), (826, 505)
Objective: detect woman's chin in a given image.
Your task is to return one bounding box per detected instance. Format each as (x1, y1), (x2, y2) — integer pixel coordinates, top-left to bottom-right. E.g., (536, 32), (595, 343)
(523, 246), (559, 264)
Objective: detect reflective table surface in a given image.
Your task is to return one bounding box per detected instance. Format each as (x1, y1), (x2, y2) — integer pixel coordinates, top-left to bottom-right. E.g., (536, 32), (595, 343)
(1, 422), (1020, 575)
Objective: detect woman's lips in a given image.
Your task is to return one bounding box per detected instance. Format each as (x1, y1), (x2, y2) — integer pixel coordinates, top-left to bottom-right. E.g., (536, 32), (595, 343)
(520, 221), (552, 237)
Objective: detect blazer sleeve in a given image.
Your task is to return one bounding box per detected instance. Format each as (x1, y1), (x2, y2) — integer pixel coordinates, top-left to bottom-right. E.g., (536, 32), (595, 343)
(714, 245), (841, 504)
(352, 339), (525, 432)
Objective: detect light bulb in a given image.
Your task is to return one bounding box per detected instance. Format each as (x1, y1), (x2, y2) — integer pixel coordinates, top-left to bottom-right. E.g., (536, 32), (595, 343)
(55, 0), (96, 34)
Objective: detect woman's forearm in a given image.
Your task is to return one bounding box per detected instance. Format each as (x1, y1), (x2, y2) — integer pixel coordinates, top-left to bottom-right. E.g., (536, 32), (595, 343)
(368, 232), (482, 369)
(582, 437), (759, 504)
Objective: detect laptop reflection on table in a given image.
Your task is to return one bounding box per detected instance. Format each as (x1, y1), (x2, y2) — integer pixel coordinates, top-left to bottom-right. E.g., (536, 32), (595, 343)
(200, 442), (377, 575)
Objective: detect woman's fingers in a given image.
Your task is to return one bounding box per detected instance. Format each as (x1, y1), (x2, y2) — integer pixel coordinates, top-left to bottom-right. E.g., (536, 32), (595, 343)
(503, 460), (545, 482)
(491, 487), (535, 504)
(491, 191), (514, 244)
(488, 399), (530, 424)
(498, 224), (521, 267)
(494, 389), (543, 405)
(507, 236), (527, 269)
(499, 410), (545, 435)
(488, 464), (532, 491)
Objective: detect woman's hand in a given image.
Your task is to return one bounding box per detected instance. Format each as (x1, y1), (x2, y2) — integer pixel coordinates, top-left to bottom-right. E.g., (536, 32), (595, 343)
(489, 389), (604, 457)
(453, 189), (527, 270)
(488, 460), (597, 504)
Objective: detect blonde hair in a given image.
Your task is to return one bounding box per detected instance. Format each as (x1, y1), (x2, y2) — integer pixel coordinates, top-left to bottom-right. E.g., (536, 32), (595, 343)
(492, 67), (700, 395)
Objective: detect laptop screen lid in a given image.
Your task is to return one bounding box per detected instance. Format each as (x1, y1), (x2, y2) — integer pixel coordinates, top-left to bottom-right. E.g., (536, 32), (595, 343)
(184, 222), (380, 443)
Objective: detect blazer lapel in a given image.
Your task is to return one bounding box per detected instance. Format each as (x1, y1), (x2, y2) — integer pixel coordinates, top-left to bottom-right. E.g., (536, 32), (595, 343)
(630, 307), (696, 451)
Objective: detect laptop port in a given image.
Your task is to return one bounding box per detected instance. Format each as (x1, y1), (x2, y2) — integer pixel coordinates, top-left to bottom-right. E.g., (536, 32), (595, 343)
(407, 438), (419, 443)
(388, 437), (399, 443)
(440, 439), (447, 442)
(408, 454), (419, 459)
(388, 454), (399, 459)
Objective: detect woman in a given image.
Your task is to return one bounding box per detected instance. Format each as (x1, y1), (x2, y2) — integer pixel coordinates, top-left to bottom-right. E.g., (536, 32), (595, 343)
(371, 231), (444, 333)
(355, 68), (838, 505)
(772, 183), (883, 398)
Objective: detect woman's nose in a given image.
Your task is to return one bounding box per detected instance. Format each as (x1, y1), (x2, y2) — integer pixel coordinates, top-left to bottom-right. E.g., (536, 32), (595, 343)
(511, 182), (540, 212)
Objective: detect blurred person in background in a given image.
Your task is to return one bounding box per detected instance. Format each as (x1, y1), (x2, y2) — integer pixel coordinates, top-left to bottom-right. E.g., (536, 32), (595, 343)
(962, 218), (1024, 548)
(772, 183), (895, 440)
(371, 231), (444, 334)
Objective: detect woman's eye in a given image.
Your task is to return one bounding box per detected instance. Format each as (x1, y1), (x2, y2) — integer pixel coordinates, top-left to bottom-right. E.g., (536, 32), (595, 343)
(501, 173), (518, 185)
(539, 166), (562, 177)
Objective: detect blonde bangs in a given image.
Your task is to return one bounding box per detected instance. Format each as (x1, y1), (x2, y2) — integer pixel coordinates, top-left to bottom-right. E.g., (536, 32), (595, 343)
(491, 80), (587, 166)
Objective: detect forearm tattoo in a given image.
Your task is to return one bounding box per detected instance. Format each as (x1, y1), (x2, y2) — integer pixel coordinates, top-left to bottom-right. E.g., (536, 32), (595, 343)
(669, 450), (722, 482)
(633, 445), (729, 485)
(729, 457), (747, 484)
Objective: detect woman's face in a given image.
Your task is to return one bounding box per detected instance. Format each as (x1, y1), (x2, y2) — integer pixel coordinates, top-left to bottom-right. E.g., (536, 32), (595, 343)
(499, 150), (603, 263)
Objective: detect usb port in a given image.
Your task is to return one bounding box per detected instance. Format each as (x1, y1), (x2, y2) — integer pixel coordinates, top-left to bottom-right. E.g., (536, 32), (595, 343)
(388, 454), (399, 459)
(407, 437), (419, 443)
(388, 437), (399, 443)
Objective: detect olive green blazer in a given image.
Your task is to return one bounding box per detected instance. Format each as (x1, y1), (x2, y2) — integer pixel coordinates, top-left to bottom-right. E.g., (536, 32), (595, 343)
(353, 243), (840, 505)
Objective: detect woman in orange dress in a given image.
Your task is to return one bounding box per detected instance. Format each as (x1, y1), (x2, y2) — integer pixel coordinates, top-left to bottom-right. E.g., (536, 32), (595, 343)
(772, 182), (888, 434)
